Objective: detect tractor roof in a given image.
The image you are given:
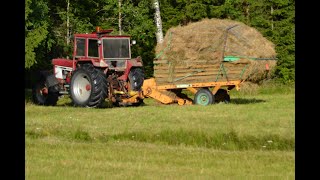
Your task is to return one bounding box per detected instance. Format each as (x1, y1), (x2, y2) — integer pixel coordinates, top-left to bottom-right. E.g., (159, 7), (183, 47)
(73, 28), (131, 38)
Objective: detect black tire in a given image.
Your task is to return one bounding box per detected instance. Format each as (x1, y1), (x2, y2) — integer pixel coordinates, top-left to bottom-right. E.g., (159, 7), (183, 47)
(32, 73), (59, 106)
(70, 64), (108, 108)
(214, 89), (231, 104)
(128, 68), (144, 91)
(128, 67), (144, 106)
(193, 88), (214, 106)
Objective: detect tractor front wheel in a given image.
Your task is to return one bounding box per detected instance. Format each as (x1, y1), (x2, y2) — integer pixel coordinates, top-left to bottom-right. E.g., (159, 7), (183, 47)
(193, 88), (214, 106)
(70, 64), (108, 108)
(128, 67), (144, 106)
(128, 67), (144, 91)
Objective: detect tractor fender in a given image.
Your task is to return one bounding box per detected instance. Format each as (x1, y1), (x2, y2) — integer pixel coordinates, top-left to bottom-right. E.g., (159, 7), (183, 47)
(52, 58), (75, 68)
(35, 70), (52, 83)
(34, 70), (59, 89)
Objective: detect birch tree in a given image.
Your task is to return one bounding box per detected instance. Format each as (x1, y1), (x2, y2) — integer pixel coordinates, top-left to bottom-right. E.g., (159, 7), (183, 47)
(153, 0), (164, 44)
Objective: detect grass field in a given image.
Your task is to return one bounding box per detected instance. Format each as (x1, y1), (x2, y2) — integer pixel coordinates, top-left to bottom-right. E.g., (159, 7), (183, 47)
(25, 81), (295, 179)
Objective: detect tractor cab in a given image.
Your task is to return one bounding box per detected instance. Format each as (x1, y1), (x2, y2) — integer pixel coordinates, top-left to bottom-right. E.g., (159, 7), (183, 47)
(72, 27), (136, 70)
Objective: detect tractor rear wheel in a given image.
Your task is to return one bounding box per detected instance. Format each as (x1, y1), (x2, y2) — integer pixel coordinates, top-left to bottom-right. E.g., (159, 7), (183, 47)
(70, 64), (108, 108)
(214, 89), (230, 104)
(32, 73), (59, 106)
(193, 88), (214, 106)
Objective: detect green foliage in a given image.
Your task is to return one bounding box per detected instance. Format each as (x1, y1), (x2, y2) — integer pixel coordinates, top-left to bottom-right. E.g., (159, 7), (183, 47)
(185, 3), (207, 21)
(248, 0), (295, 84)
(221, 0), (246, 20)
(272, 1), (295, 84)
(25, 0), (49, 69)
(25, 0), (295, 83)
(25, 0), (32, 20)
(121, 0), (157, 77)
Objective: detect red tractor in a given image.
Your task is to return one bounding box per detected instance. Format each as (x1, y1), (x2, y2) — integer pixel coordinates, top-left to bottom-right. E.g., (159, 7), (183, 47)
(32, 27), (145, 108)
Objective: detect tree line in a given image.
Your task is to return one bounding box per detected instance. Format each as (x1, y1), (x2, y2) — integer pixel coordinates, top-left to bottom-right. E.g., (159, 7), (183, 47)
(25, 0), (295, 85)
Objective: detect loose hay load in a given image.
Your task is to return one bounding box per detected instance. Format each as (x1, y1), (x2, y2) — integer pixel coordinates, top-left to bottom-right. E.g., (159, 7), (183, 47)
(154, 18), (277, 85)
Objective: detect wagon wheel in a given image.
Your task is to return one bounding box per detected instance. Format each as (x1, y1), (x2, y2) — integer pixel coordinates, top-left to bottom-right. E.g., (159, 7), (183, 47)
(193, 88), (214, 106)
(214, 89), (230, 104)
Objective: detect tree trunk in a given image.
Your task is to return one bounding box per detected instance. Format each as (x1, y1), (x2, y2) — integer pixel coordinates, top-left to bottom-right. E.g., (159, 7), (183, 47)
(118, 0), (122, 35)
(153, 0), (164, 44)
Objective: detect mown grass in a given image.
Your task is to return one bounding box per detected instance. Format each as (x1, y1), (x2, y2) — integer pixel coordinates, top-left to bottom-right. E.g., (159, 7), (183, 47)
(25, 81), (295, 179)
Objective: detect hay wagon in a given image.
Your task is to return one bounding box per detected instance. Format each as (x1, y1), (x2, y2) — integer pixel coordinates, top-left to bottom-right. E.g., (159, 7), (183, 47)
(140, 20), (276, 106)
(141, 56), (260, 106)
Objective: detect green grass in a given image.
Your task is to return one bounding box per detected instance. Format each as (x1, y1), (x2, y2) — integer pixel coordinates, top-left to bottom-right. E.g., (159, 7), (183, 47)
(25, 81), (295, 179)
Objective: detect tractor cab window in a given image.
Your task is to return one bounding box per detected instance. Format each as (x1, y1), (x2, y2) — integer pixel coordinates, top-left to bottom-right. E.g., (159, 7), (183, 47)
(103, 38), (130, 59)
(76, 38), (85, 57)
(88, 39), (99, 58)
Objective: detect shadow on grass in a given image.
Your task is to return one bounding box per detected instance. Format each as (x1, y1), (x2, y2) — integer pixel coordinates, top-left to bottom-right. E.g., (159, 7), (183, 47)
(26, 92), (146, 109)
(26, 88), (265, 107)
(230, 98), (266, 104)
